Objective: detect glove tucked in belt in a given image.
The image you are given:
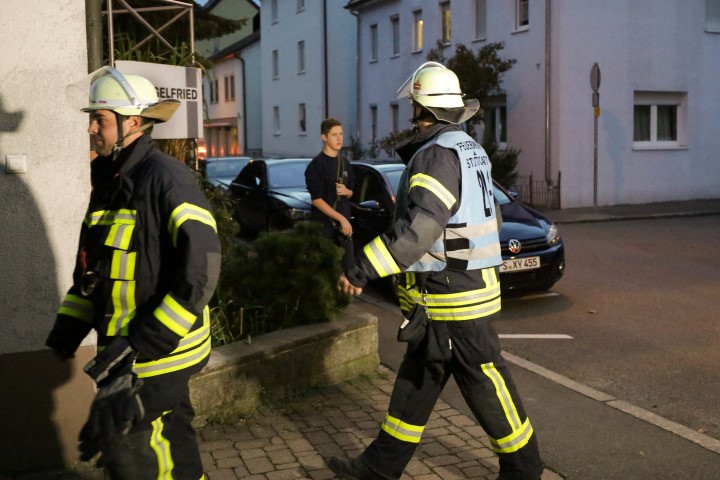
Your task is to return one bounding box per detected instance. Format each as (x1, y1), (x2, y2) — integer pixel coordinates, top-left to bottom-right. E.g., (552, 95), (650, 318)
(79, 337), (145, 463)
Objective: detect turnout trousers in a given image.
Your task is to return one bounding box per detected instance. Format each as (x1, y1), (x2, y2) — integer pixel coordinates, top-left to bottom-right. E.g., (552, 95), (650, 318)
(360, 317), (544, 480)
(99, 368), (206, 480)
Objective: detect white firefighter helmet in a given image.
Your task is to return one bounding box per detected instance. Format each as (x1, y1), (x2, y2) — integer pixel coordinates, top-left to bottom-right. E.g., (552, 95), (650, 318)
(396, 61), (479, 124)
(78, 67), (179, 123)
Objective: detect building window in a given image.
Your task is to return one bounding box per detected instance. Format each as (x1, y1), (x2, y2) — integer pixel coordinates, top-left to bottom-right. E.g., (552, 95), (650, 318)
(298, 41), (305, 73)
(440, 2), (451, 44)
(271, 0), (278, 23)
(390, 103), (399, 133)
(223, 75), (235, 102)
(707, 0), (720, 32)
(516, 0), (529, 30)
(272, 50), (279, 79)
(413, 10), (424, 52)
(273, 106), (280, 135)
(297, 0), (305, 13)
(474, 0), (487, 39)
(370, 24), (378, 62)
(210, 78), (218, 104)
(370, 105), (378, 143)
(633, 91), (686, 147)
(299, 103), (306, 134)
(481, 96), (508, 149)
(391, 15), (400, 56)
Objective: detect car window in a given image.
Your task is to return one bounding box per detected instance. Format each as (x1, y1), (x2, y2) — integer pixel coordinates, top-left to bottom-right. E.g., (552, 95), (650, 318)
(267, 162), (309, 189)
(235, 162), (266, 189)
(493, 185), (512, 205)
(385, 169), (404, 197)
(354, 170), (382, 203)
(207, 158), (250, 177)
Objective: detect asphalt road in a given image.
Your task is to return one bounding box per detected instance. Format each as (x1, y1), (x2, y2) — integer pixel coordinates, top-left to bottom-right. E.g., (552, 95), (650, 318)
(359, 214), (720, 479)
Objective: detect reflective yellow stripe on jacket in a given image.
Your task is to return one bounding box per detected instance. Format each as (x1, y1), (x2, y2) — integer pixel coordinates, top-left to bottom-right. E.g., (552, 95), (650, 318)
(154, 293), (197, 337)
(397, 268), (501, 320)
(168, 202), (217, 247)
(58, 294), (94, 323)
(134, 306), (212, 378)
(409, 172), (456, 210)
(363, 237), (401, 278)
(85, 209), (137, 226)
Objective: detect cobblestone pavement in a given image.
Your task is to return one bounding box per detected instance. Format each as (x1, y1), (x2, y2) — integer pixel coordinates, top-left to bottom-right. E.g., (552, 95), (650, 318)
(198, 365), (558, 480)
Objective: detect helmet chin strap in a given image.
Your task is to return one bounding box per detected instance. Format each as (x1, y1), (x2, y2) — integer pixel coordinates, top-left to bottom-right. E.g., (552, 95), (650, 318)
(111, 113), (153, 159)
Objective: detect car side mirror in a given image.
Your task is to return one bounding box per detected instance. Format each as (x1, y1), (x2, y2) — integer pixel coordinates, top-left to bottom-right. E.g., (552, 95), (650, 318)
(358, 199), (381, 209)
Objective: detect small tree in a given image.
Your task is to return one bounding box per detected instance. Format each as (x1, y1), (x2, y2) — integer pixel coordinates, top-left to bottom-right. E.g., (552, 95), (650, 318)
(427, 41), (520, 185)
(482, 130), (520, 189)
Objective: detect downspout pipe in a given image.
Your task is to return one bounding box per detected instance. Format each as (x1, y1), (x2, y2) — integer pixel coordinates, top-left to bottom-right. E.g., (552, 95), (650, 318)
(323, 0), (329, 119)
(544, 0), (552, 184)
(350, 9), (360, 144)
(238, 55), (247, 154)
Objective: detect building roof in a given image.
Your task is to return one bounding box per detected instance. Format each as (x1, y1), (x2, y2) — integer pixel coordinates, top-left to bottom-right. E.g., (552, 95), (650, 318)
(208, 30), (260, 62)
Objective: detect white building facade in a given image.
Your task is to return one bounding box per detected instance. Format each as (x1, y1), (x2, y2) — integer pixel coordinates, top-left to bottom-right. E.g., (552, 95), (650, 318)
(260, 0), (358, 158)
(346, 0), (720, 208)
(203, 32), (263, 157)
(198, 0), (262, 158)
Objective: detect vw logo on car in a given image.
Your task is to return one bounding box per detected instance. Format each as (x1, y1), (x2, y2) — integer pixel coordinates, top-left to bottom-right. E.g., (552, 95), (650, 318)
(508, 239), (522, 254)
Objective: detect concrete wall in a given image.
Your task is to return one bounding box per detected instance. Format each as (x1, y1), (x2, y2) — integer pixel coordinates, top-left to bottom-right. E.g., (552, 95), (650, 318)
(0, 0), (96, 474)
(190, 303), (379, 425)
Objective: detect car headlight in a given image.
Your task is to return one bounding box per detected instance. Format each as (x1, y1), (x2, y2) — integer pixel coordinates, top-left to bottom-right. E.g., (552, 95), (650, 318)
(546, 223), (561, 245)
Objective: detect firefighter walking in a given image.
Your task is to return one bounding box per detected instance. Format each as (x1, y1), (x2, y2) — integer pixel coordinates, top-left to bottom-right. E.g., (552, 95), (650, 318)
(46, 67), (221, 480)
(333, 62), (544, 480)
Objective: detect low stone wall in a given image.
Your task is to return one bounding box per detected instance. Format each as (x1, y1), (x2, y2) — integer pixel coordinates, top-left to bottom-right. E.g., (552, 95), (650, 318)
(189, 302), (379, 425)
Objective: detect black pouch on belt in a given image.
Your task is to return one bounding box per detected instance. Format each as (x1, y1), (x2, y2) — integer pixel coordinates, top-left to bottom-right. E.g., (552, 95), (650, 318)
(397, 303), (429, 352)
(425, 320), (452, 362)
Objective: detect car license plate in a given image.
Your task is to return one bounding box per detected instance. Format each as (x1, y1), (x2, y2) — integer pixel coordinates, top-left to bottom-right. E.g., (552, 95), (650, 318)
(501, 256), (541, 272)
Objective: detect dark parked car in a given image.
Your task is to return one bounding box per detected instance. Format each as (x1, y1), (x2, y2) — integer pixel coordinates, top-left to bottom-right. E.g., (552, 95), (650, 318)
(229, 158), (313, 235)
(349, 161), (565, 293)
(204, 156), (252, 189)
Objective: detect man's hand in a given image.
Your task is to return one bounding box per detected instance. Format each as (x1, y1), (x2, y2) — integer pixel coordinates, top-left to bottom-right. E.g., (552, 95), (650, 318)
(338, 275), (363, 296)
(336, 182), (352, 198)
(337, 216), (353, 237)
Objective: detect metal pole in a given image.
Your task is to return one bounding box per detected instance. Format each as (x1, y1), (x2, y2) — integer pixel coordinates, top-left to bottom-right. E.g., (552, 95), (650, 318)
(107, 0), (115, 66)
(593, 113), (598, 207)
(590, 63), (601, 208)
(86, 0), (104, 71)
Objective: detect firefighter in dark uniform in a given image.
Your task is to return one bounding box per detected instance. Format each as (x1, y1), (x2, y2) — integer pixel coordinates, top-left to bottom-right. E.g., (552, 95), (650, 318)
(332, 62), (544, 480)
(46, 67), (220, 480)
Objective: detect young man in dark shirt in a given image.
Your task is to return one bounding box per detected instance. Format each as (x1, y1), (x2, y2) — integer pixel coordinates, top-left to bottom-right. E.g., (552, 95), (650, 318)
(305, 118), (356, 271)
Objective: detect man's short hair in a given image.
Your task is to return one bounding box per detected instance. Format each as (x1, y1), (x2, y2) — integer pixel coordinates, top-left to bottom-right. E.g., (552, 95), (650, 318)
(321, 118), (342, 135)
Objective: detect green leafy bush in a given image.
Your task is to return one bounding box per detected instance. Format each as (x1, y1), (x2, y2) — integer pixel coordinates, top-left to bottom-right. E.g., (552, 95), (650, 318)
(200, 184), (352, 347)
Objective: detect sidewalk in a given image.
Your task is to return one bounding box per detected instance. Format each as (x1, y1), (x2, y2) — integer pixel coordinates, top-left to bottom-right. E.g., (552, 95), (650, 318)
(540, 197), (720, 224)
(197, 366), (562, 480)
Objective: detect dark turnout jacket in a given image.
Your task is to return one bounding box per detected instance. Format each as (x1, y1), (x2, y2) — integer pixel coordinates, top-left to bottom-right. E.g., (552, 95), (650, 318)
(46, 135), (221, 378)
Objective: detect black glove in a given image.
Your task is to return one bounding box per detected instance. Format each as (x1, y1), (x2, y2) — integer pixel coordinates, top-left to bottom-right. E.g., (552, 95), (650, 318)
(79, 338), (145, 462)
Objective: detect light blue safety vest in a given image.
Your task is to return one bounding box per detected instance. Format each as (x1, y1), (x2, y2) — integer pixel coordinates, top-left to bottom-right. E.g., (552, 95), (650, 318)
(400, 130), (502, 272)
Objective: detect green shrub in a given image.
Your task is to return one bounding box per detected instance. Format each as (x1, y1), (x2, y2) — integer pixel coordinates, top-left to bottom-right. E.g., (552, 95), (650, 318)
(204, 193), (352, 346)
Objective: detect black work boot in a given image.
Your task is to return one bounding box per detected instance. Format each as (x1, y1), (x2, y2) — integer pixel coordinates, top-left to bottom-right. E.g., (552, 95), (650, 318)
(328, 456), (386, 480)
